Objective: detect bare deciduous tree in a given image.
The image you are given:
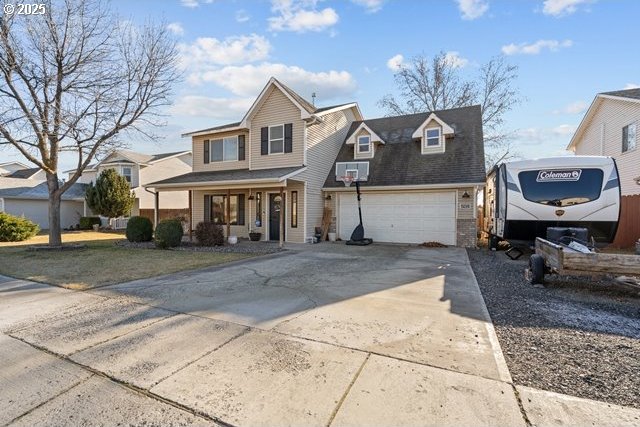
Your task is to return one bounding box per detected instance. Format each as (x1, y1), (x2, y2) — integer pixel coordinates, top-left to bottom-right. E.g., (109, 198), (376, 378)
(0, 0), (180, 246)
(379, 52), (521, 169)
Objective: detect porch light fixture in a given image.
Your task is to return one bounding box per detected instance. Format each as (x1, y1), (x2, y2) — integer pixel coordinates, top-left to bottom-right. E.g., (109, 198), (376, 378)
(325, 194), (332, 200)
(248, 188), (254, 200)
(462, 191), (471, 198)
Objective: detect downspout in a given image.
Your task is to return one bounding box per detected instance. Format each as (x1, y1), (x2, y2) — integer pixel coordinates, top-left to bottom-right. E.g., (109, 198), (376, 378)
(144, 187), (159, 228)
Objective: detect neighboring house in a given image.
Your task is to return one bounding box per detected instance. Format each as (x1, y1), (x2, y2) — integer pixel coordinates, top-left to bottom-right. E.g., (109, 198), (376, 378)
(148, 77), (485, 246)
(0, 161), (30, 176)
(567, 88), (640, 247)
(67, 149), (192, 222)
(323, 107), (485, 246)
(0, 180), (88, 229)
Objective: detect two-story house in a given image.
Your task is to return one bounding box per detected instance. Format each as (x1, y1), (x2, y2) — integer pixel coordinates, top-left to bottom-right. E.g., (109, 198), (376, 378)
(149, 78), (361, 243)
(67, 149), (192, 224)
(567, 88), (640, 247)
(149, 78), (486, 246)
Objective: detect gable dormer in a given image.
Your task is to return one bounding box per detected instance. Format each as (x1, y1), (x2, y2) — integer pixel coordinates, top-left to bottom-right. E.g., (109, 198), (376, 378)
(412, 113), (455, 155)
(346, 122), (385, 160)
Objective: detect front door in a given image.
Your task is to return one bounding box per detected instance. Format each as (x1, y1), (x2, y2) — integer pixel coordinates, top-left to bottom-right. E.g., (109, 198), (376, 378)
(269, 193), (285, 241)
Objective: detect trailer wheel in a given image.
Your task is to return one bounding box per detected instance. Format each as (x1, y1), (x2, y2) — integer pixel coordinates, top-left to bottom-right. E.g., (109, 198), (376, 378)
(528, 254), (545, 284)
(489, 235), (499, 251)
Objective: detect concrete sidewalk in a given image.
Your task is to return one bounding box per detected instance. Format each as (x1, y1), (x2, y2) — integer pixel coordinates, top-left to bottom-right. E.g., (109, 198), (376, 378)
(1, 244), (639, 426)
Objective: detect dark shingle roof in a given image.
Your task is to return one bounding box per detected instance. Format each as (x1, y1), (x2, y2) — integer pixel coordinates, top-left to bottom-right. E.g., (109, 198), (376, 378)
(148, 166), (305, 187)
(323, 105), (486, 188)
(182, 121), (243, 136)
(0, 182), (88, 200)
(7, 168), (41, 179)
(150, 151), (190, 162)
(314, 103), (354, 113)
(601, 88), (640, 100)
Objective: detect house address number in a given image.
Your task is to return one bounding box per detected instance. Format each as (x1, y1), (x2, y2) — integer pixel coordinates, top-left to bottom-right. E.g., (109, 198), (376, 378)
(459, 203), (472, 210)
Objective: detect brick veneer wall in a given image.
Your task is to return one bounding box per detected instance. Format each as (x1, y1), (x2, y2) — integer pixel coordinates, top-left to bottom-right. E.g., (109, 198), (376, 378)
(456, 218), (477, 247)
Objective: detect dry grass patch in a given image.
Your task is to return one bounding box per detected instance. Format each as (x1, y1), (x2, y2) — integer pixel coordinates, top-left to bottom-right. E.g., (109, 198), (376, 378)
(0, 238), (253, 290)
(0, 231), (125, 247)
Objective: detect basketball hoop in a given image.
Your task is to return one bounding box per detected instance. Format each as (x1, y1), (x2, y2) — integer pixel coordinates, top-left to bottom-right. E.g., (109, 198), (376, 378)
(339, 175), (354, 187)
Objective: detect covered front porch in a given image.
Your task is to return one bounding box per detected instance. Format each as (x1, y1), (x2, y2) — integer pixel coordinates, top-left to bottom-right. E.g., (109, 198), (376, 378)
(146, 167), (307, 246)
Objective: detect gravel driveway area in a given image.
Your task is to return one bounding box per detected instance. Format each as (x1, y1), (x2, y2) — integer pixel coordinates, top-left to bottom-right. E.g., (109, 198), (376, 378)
(468, 248), (640, 409)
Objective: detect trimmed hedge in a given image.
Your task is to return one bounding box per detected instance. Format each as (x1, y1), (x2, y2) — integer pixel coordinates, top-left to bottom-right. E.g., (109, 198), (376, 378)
(194, 221), (225, 246)
(79, 216), (101, 230)
(0, 212), (40, 242)
(154, 219), (183, 249)
(125, 216), (153, 242)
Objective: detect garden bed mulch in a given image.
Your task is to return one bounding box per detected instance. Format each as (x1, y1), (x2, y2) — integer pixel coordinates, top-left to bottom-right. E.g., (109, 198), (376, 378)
(116, 239), (284, 254)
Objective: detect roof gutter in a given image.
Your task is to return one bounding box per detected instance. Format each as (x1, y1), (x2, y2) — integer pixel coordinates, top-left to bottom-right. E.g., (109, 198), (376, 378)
(322, 182), (486, 192)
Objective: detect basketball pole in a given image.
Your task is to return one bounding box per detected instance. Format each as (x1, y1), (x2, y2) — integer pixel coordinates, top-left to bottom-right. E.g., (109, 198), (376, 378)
(354, 180), (362, 226)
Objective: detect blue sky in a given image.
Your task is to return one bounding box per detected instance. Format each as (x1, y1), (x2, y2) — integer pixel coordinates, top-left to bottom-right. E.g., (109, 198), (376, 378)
(3, 0), (640, 171)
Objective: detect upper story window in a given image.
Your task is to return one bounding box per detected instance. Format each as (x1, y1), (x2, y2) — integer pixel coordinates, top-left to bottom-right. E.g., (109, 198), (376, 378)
(204, 135), (245, 164)
(425, 128), (441, 147)
(211, 136), (238, 162)
(122, 167), (132, 184)
(269, 125), (284, 154)
(357, 135), (371, 153)
(623, 123), (637, 153)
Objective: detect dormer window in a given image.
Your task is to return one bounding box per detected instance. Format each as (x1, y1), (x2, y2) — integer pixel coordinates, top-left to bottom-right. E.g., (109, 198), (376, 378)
(357, 135), (371, 153)
(425, 128), (441, 147)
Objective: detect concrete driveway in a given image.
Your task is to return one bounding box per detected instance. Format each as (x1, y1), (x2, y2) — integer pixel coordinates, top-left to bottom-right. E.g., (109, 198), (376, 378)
(2, 243), (639, 426)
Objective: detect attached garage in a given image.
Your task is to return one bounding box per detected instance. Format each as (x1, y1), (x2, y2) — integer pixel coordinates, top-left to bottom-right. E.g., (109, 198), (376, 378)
(338, 191), (457, 245)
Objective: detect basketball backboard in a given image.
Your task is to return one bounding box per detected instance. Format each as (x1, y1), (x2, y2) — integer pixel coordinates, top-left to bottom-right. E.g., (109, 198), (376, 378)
(335, 161), (369, 183)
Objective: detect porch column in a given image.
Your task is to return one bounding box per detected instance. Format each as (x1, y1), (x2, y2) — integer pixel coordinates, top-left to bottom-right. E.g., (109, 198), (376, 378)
(279, 186), (284, 249)
(226, 188), (231, 239)
(154, 191), (159, 229)
(188, 190), (193, 241)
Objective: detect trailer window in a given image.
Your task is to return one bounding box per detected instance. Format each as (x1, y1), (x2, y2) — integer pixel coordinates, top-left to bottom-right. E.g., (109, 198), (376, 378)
(518, 169), (604, 207)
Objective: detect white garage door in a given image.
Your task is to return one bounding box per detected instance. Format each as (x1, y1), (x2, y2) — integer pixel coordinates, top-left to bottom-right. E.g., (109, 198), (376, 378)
(338, 191), (457, 245)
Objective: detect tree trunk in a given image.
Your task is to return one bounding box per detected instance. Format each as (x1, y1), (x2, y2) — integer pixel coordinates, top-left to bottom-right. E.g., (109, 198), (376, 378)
(46, 173), (63, 247)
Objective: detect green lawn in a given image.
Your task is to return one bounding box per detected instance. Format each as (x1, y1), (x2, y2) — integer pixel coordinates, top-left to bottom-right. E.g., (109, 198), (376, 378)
(0, 235), (253, 290)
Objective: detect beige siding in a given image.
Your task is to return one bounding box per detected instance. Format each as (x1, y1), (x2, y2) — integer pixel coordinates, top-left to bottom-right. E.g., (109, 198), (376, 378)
(97, 164), (140, 188)
(285, 181), (305, 243)
(138, 154), (192, 210)
(456, 187), (476, 220)
(574, 98), (640, 196)
(250, 86), (305, 170)
(299, 108), (356, 238)
(4, 199), (84, 229)
(192, 130), (250, 173)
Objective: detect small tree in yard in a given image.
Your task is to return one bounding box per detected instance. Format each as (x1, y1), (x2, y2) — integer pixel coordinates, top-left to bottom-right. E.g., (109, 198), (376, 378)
(85, 169), (135, 222)
(0, 0), (180, 246)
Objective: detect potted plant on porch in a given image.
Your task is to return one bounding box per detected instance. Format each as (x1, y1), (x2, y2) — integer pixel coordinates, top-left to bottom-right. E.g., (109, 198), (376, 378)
(249, 228), (262, 242)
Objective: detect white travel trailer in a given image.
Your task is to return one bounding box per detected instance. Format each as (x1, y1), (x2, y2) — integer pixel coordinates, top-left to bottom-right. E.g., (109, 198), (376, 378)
(484, 156), (620, 245)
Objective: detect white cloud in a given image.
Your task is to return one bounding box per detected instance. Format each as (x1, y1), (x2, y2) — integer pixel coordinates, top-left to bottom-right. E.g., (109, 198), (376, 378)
(542, 0), (593, 17)
(268, 0), (339, 33)
(516, 124), (576, 145)
(553, 124), (577, 135)
(194, 63), (357, 100)
(554, 101), (588, 115)
(179, 34), (271, 71)
(235, 9), (250, 23)
(625, 83), (640, 89)
(444, 51), (469, 68)
(501, 39), (573, 55)
(456, 0), (489, 20)
(386, 54), (405, 72)
(170, 96), (253, 119)
(180, 0), (213, 8)
(351, 0), (384, 13)
(167, 22), (184, 36)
